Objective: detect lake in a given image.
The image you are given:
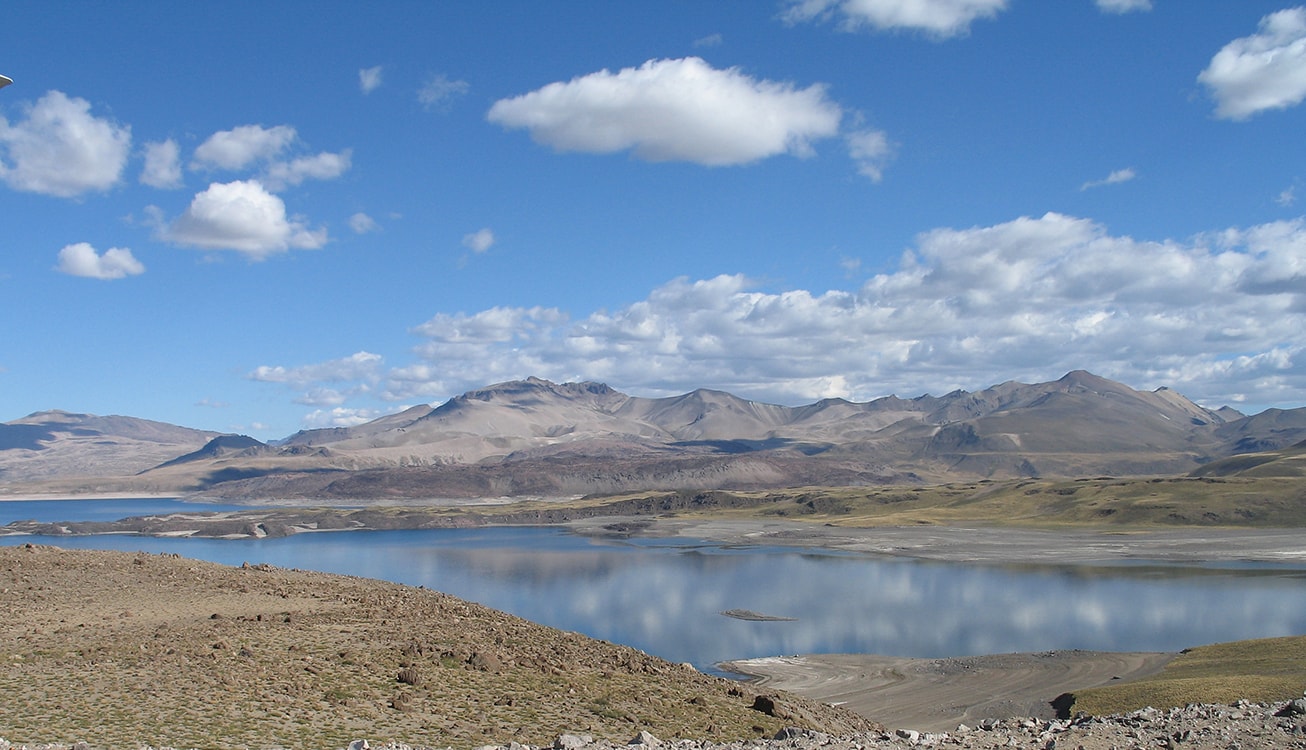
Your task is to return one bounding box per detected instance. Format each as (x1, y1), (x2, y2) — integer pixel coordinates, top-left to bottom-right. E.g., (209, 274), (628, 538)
(3, 498), (1305, 671)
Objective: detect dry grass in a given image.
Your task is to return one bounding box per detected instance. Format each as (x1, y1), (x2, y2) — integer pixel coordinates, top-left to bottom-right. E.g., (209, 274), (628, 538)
(1068, 635), (1306, 717)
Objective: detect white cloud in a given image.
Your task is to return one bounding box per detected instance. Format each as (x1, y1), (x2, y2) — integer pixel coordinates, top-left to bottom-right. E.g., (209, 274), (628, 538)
(190, 124), (349, 189)
(54, 242), (145, 280)
(783, 0), (1009, 39)
(352, 213), (1306, 410)
(487, 57), (843, 166)
(350, 212), (380, 234)
(418, 73), (470, 111)
(359, 65), (383, 94)
(262, 149), (352, 190)
(301, 407), (389, 429)
(250, 351), (383, 388)
(295, 388), (349, 407)
(1095, 0), (1150, 13)
(0, 90), (131, 197)
(255, 214), (1306, 415)
(162, 180), (327, 258)
(1081, 167), (1137, 190)
(140, 139), (182, 188)
(191, 124), (297, 170)
(1278, 185), (1297, 207)
(462, 228), (495, 253)
(1199, 7), (1306, 120)
(694, 33), (724, 48)
(846, 128), (893, 181)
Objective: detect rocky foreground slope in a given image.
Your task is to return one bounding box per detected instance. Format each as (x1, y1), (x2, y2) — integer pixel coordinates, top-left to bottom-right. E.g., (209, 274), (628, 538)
(0, 545), (874, 749)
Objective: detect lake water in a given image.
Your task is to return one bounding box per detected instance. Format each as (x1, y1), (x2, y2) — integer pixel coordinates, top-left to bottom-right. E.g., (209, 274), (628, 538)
(3, 499), (1305, 671)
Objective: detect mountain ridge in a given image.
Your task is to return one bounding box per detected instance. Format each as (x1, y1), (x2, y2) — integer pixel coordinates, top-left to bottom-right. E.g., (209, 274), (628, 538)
(4, 371), (1305, 500)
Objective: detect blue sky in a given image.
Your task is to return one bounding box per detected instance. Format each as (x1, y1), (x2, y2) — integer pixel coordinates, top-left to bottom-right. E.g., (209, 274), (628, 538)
(3, 1), (1305, 439)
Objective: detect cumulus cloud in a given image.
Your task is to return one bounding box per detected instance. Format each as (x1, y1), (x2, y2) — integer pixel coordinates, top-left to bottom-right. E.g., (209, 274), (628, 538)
(301, 406), (390, 429)
(487, 57), (843, 166)
(783, 0), (1009, 39)
(359, 65), (383, 94)
(262, 149), (352, 190)
(140, 139), (183, 189)
(1095, 0), (1150, 13)
(349, 212), (380, 234)
(462, 228), (495, 253)
(192, 124), (297, 171)
(1199, 7), (1306, 120)
(1081, 167), (1136, 190)
(362, 213), (1306, 411)
(418, 73), (470, 111)
(55, 242), (145, 280)
(250, 351), (383, 388)
(190, 124), (350, 189)
(162, 180), (327, 258)
(256, 213), (1306, 416)
(0, 90), (131, 197)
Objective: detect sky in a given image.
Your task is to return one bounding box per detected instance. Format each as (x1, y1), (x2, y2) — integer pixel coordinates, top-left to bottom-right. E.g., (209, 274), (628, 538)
(2, 1), (1306, 440)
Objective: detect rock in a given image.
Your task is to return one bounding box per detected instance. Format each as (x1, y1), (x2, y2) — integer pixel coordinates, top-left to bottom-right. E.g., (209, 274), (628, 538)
(555, 733), (592, 749)
(1277, 698), (1306, 717)
(397, 667), (422, 686)
(628, 730), (661, 746)
(752, 694), (779, 717)
(772, 727), (823, 741)
(468, 651), (503, 672)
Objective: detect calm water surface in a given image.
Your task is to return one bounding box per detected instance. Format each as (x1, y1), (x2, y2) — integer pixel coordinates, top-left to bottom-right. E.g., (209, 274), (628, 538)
(3, 499), (1305, 670)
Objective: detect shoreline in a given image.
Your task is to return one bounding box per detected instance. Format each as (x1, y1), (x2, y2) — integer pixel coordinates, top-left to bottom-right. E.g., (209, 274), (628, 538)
(568, 516), (1306, 565)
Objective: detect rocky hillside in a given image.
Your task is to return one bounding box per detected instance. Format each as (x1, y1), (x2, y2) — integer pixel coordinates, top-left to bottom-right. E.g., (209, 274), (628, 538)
(0, 545), (876, 749)
(5, 372), (1306, 500)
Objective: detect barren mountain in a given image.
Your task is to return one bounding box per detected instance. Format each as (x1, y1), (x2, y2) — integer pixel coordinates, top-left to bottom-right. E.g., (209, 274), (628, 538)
(0, 410), (219, 487)
(4, 372), (1306, 501)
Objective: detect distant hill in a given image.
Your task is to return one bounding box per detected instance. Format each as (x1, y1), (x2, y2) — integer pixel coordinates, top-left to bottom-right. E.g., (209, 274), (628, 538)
(0, 410), (219, 488)
(4, 372), (1306, 501)
(1189, 439), (1306, 479)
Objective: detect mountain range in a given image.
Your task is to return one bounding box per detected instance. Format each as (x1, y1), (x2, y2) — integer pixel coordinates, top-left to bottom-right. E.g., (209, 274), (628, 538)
(4, 371), (1305, 501)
